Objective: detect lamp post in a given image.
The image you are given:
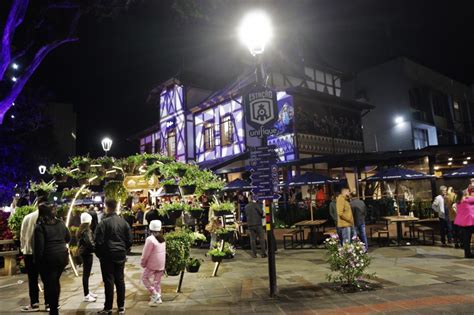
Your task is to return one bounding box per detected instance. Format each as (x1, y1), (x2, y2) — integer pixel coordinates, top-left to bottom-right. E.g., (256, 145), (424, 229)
(239, 10), (277, 297)
(38, 165), (46, 175)
(101, 137), (113, 156)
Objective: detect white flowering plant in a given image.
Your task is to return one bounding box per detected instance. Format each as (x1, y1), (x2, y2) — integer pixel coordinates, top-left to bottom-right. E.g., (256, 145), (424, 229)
(324, 234), (374, 289)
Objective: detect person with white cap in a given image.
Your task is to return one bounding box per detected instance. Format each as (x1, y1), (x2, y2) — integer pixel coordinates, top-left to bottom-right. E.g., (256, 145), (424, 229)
(140, 220), (166, 306)
(77, 212), (97, 302)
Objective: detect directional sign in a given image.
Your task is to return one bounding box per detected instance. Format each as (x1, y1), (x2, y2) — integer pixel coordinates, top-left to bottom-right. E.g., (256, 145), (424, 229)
(249, 145), (279, 200)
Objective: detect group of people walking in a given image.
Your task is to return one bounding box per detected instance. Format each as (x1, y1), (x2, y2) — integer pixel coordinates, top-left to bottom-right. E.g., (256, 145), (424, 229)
(432, 180), (474, 258)
(20, 198), (142, 314)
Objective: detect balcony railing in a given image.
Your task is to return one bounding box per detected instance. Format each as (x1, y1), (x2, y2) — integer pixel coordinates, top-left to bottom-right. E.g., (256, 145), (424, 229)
(297, 133), (364, 155)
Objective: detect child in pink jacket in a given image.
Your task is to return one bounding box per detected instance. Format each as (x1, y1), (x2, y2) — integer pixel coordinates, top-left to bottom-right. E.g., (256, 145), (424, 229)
(141, 220), (166, 306)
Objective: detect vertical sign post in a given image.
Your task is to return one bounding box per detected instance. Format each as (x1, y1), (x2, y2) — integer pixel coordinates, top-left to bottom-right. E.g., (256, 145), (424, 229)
(245, 84), (279, 297)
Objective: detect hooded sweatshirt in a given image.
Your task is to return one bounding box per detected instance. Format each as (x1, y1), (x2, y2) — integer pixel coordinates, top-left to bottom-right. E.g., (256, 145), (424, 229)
(141, 235), (166, 271)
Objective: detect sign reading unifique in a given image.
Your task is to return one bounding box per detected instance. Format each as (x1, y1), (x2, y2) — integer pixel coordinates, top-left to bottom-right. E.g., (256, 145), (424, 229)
(123, 175), (159, 191)
(244, 85), (278, 138)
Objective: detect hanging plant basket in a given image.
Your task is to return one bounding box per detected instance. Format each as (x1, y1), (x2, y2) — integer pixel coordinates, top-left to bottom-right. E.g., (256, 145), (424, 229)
(166, 269), (181, 276)
(163, 184), (179, 194)
(211, 255), (223, 263)
(101, 161), (113, 170)
(213, 210), (232, 217)
(78, 163), (90, 173)
(54, 174), (68, 183)
(189, 210), (204, 219)
(204, 188), (218, 195)
(177, 169), (187, 177)
(217, 231), (233, 242)
(180, 185), (196, 195)
(77, 178), (89, 186)
(186, 264), (200, 273)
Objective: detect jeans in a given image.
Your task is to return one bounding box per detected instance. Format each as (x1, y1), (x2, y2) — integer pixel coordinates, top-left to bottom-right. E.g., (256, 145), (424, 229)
(39, 265), (65, 315)
(356, 224), (368, 249)
(100, 259), (126, 310)
(340, 227), (352, 244)
(462, 226), (473, 258)
(248, 225), (267, 256)
(142, 268), (164, 295)
(24, 255), (43, 306)
(81, 254), (93, 296)
(439, 218), (453, 244)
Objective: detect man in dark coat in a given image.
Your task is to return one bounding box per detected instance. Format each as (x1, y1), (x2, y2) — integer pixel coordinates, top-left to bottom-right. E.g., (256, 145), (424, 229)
(244, 195), (267, 258)
(95, 199), (132, 315)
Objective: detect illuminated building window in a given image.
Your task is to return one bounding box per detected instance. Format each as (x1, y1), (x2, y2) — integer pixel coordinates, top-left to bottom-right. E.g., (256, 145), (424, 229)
(220, 115), (234, 146)
(140, 135), (153, 154)
(204, 123), (215, 151)
(453, 100), (462, 121)
(414, 128), (429, 150)
(167, 129), (176, 157)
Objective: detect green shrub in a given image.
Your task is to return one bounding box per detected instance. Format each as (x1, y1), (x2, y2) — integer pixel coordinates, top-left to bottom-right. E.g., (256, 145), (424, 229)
(8, 206), (36, 239)
(164, 231), (193, 275)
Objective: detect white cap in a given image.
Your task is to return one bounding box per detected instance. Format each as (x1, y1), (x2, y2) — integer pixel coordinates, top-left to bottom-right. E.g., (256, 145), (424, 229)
(81, 212), (92, 224)
(149, 220), (162, 232)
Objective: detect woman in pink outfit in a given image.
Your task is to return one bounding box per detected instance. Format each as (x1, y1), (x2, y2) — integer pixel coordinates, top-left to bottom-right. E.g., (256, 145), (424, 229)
(454, 191), (474, 258)
(141, 220), (166, 306)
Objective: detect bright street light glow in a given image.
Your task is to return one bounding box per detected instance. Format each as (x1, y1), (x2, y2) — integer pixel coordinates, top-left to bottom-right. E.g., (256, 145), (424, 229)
(394, 116), (404, 124)
(38, 165), (47, 175)
(101, 137), (113, 153)
(238, 10), (273, 56)
(448, 157), (453, 161)
(12, 63), (19, 70)
(11, 76), (17, 82)
(463, 161), (468, 165)
(10, 115), (15, 119)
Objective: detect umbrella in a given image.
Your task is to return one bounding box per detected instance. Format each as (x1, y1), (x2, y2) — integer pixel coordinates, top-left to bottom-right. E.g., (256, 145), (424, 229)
(365, 167), (434, 181)
(288, 172), (337, 221)
(443, 164), (474, 178)
(223, 178), (255, 191)
(289, 172), (336, 186)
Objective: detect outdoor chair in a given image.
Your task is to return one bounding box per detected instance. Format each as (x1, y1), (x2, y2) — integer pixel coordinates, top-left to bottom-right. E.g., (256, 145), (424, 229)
(283, 230), (304, 249)
(416, 226), (435, 245)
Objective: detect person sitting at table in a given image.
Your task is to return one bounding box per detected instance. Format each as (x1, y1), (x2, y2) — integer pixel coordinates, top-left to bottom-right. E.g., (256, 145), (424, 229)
(350, 192), (368, 250)
(336, 188), (355, 244)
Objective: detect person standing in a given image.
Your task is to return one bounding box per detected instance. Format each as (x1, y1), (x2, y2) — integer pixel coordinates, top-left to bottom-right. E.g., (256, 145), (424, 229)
(432, 186), (452, 245)
(88, 205), (99, 233)
(350, 192), (368, 250)
(454, 190), (474, 258)
(95, 199), (132, 315)
(329, 192), (341, 239)
(77, 213), (97, 302)
(141, 220), (166, 306)
(336, 188), (354, 244)
(20, 207), (43, 312)
(244, 196), (267, 258)
(34, 204), (70, 315)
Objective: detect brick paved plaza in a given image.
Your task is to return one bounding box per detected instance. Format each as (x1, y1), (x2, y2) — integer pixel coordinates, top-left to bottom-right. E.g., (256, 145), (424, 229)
(1, 244), (474, 314)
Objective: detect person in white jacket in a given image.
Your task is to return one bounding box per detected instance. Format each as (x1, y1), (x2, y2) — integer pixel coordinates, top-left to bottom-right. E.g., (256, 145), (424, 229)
(20, 209), (47, 312)
(432, 186), (452, 245)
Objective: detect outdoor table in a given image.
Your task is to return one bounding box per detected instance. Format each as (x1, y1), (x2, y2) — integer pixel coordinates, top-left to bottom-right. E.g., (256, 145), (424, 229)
(294, 220), (327, 247)
(383, 216), (419, 246)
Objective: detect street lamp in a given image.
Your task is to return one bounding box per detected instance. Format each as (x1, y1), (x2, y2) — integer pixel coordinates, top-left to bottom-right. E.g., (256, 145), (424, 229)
(239, 10), (273, 83)
(38, 165), (47, 175)
(394, 116), (404, 125)
(101, 137), (113, 156)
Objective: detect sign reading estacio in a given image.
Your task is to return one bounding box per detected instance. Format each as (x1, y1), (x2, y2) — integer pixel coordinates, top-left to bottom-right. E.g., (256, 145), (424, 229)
(244, 85), (278, 138)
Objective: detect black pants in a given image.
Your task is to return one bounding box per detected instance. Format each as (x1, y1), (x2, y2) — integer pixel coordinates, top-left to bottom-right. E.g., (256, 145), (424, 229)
(39, 265), (65, 315)
(100, 259), (125, 310)
(81, 254), (93, 296)
(439, 218), (453, 244)
(248, 225), (267, 256)
(24, 255), (43, 306)
(453, 224), (463, 247)
(462, 226), (473, 258)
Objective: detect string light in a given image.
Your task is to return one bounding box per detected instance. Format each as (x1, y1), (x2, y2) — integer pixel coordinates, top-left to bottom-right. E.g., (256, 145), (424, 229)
(11, 76), (17, 82)
(12, 63), (19, 70)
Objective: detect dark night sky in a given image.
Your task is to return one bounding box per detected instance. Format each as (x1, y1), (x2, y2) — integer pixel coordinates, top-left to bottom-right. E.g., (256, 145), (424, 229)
(27, 0), (474, 157)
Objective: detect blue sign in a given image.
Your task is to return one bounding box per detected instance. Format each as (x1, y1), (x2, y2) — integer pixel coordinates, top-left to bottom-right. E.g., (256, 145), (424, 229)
(249, 145), (279, 200)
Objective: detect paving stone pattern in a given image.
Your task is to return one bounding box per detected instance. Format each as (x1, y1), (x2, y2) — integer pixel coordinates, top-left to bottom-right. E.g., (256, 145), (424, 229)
(0, 244), (473, 314)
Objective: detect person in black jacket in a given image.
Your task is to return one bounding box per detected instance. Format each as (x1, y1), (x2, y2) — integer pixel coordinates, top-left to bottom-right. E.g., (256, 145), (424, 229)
(95, 199), (132, 315)
(244, 195), (267, 258)
(34, 204), (70, 315)
(77, 212), (97, 302)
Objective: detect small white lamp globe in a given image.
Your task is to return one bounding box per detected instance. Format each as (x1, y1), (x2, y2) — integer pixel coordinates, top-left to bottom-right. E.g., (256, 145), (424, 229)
(238, 11), (273, 56)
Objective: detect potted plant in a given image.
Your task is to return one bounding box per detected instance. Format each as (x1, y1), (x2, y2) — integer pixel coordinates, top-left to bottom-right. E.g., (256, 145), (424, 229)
(164, 231), (193, 276)
(179, 176), (197, 195)
(104, 181), (128, 204)
(186, 205), (204, 219)
(61, 187), (92, 200)
(143, 153), (173, 165)
(124, 154), (146, 175)
(160, 201), (185, 224)
(144, 163), (162, 179)
(97, 156), (114, 170)
(48, 164), (69, 182)
(208, 248), (226, 263)
(8, 206), (36, 239)
(216, 227), (235, 242)
(191, 231), (206, 248)
(70, 155), (91, 173)
(210, 201), (235, 217)
(223, 242), (236, 259)
(29, 181), (57, 200)
(186, 257), (203, 273)
(161, 178), (179, 194)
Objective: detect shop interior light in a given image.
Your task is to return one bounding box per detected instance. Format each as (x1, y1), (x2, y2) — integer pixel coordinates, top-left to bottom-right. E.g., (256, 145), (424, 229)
(463, 161), (468, 165)
(434, 166), (440, 170)
(448, 162), (453, 166)
(467, 157), (471, 160)
(448, 157), (453, 161)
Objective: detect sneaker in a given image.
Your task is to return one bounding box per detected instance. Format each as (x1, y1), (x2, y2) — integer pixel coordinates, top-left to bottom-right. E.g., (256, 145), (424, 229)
(89, 292), (98, 298)
(45, 304), (60, 312)
(118, 307), (125, 314)
(20, 304), (40, 312)
(97, 310), (112, 315)
(83, 294), (97, 302)
(156, 295), (163, 304)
